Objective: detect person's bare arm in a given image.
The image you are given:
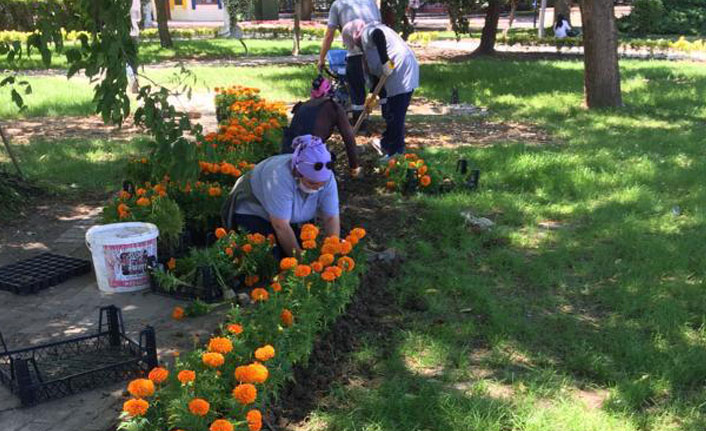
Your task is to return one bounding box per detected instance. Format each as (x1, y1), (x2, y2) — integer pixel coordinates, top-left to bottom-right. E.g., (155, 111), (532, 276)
(270, 216), (302, 257)
(318, 27), (336, 69)
(322, 214), (341, 238)
(333, 102), (360, 170)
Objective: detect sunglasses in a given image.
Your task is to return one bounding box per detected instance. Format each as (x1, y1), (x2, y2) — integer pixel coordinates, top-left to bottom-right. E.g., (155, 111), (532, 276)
(300, 151), (336, 171)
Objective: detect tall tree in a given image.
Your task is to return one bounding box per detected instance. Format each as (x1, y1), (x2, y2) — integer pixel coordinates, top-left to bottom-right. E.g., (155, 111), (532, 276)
(474, 0), (502, 54)
(154, 0), (173, 48)
(555, 0), (572, 24)
(502, 0), (518, 37)
(580, 0), (622, 108)
(292, 0), (301, 55)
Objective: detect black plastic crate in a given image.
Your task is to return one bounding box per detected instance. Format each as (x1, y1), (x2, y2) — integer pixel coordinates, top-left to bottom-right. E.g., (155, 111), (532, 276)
(0, 305), (157, 407)
(148, 264), (233, 303)
(0, 253), (92, 295)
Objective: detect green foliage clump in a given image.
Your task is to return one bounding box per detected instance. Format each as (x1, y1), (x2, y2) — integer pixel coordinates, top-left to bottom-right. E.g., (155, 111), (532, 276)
(619, 0), (706, 35)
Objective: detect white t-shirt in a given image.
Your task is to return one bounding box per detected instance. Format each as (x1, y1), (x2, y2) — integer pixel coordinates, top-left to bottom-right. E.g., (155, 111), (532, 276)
(554, 21), (572, 39)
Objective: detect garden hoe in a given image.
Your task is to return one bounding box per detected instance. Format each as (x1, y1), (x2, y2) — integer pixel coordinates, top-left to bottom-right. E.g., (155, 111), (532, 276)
(353, 74), (389, 156)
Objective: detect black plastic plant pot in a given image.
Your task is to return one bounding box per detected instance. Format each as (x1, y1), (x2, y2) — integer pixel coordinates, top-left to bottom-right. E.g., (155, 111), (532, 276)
(466, 169), (480, 191)
(0, 305), (157, 407)
(148, 264), (229, 304)
(403, 168), (418, 196)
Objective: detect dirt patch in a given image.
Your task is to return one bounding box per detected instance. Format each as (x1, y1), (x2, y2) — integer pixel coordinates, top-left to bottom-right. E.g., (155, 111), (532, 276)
(1, 116), (141, 145)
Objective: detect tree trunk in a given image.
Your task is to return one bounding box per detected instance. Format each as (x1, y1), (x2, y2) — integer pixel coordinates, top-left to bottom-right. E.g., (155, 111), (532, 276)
(292, 0), (301, 56)
(503, 0), (518, 37)
(555, 0), (572, 25)
(475, 0), (501, 55)
(580, 0), (622, 108)
(301, 0), (313, 20)
(154, 0), (172, 48)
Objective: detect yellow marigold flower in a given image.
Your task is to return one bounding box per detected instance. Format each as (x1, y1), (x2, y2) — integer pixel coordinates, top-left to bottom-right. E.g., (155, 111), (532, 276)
(172, 306), (185, 320)
(210, 419), (234, 431)
(227, 324), (243, 335)
(202, 352), (225, 368)
(148, 367), (169, 384)
(188, 398), (210, 416)
(177, 370), (195, 384)
(279, 257), (297, 271)
(251, 287), (269, 302)
(127, 378), (155, 398)
(337, 256), (356, 272)
(136, 197), (151, 207)
(123, 398), (149, 417)
(208, 337), (233, 354)
(233, 383), (258, 405)
(294, 265), (312, 277)
(318, 253), (335, 266)
(247, 410), (263, 431)
(254, 345), (275, 362)
(280, 309), (294, 327)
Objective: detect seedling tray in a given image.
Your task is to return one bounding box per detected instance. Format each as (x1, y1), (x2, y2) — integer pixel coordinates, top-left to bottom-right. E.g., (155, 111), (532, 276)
(0, 253), (92, 295)
(0, 306), (157, 406)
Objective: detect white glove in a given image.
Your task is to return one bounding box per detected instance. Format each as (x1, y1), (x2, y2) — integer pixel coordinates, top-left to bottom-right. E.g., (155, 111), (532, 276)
(381, 60), (395, 77)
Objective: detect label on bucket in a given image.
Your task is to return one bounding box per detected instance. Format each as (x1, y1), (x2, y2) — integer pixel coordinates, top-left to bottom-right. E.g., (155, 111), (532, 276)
(103, 239), (157, 289)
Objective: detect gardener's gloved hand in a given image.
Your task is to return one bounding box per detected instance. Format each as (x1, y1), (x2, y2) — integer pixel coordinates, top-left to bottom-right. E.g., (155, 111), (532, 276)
(364, 94), (379, 112)
(350, 166), (363, 178)
(381, 60), (395, 77)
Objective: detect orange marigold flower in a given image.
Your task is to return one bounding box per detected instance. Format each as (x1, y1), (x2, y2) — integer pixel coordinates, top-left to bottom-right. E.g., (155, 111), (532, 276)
(123, 398), (149, 417)
(233, 383), (258, 405)
(242, 243), (253, 253)
(247, 410), (263, 431)
(280, 257), (297, 271)
(386, 181), (396, 191)
(251, 288), (269, 302)
(302, 240), (317, 249)
(247, 233), (266, 244)
(245, 274), (260, 287)
(321, 270), (337, 282)
(339, 241), (353, 255)
(388, 158), (396, 168)
(167, 257), (176, 270)
(177, 370), (195, 384)
(234, 365), (250, 382)
(337, 256), (356, 272)
(225, 247), (234, 257)
(270, 282), (282, 292)
(119, 190), (131, 200)
(208, 337), (233, 354)
(311, 261), (324, 273)
(294, 265), (312, 277)
(350, 228), (367, 240)
(202, 352), (225, 368)
(148, 367), (169, 384)
(188, 398), (210, 416)
(227, 323), (243, 335)
(329, 266), (343, 277)
(300, 230), (317, 241)
(136, 188), (147, 196)
(254, 345), (275, 362)
(215, 227), (227, 239)
(418, 165), (428, 176)
(172, 306), (185, 320)
(210, 419), (234, 431)
(127, 378), (155, 398)
(321, 243), (340, 255)
(345, 234), (359, 246)
(248, 362), (269, 384)
(280, 309), (294, 327)
(318, 253), (335, 266)
(267, 234), (276, 245)
(208, 186), (222, 197)
(136, 197), (151, 207)
(420, 175), (431, 187)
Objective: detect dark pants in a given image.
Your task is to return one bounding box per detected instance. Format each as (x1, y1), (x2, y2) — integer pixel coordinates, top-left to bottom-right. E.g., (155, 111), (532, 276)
(381, 91), (413, 156)
(346, 54), (366, 115)
(233, 213), (306, 259)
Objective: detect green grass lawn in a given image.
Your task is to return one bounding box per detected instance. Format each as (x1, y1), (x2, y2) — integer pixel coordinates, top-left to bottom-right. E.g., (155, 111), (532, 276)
(312, 59), (706, 431)
(0, 38), (339, 71)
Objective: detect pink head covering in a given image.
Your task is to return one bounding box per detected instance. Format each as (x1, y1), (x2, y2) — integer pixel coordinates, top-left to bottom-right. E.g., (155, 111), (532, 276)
(291, 135), (332, 183)
(311, 76), (332, 99)
(341, 19), (366, 50)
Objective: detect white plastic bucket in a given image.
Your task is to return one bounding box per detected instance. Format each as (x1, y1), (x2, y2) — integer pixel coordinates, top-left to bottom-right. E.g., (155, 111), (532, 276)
(85, 222), (159, 293)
